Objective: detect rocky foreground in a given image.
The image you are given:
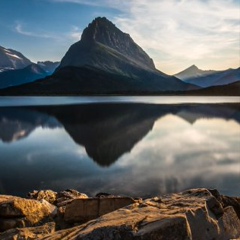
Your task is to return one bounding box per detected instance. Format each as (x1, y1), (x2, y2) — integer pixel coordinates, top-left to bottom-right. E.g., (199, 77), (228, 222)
(0, 188), (239, 240)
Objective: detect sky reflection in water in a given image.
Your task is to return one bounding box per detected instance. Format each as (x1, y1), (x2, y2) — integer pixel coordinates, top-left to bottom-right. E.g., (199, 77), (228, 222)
(0, 100), (239, 197)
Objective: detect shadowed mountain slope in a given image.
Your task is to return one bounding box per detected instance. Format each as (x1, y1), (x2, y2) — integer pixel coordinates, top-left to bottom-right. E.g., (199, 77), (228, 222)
(0, 64), (48, 89)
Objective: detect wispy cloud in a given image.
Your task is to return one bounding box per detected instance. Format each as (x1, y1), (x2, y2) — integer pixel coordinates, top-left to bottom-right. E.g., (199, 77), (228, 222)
(15, 22), (61, 40)
(49, 0), (129, 9)
(18, 0), (239, 72)
(48, 0), (240, 73)
(112, 0), (240, 73)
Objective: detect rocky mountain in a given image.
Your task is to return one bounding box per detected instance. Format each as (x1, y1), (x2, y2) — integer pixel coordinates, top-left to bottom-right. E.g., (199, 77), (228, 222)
(0, 63), (48, 89)
(0, 17), (196, 95)
(175, 65), (240, 88)
(58, 17), (156, 73)
(0, 45), (32, 72)
(37, 61), (60, 74)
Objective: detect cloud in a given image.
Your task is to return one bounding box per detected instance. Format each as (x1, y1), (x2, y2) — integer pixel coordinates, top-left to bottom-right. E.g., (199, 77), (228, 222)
(25, 0), (240, 72)
(49, 0), (129, 9)
(15, 22), (81, 44)
(67, 26), (82, 41)
(15, 22), (61, 40)
(111, 0), (240, 73)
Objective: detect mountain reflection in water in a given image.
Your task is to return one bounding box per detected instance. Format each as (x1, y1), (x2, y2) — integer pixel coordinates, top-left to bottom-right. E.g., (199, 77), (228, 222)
(0, 102), (239, 197)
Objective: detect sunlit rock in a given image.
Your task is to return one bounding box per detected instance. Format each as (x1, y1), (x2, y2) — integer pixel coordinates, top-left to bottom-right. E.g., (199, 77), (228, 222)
(0, 188), (239, 239)
(0, 197), (56, 231)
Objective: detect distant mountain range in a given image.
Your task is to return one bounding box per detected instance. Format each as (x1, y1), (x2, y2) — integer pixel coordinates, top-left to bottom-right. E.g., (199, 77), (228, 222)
(175, 65), (216, 81)
(0, 64), (48, 89)
(0, 46), (32, 72)
(0, 17), (239, 95)
(37, 61), (60, 74)
(0, 46), (59, 89)
(175, 65), (240, 88)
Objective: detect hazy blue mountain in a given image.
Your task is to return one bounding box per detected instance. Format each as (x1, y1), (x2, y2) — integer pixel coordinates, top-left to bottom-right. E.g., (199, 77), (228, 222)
(175, 65), (216, 80)
(0, 45), (32, 72)
(184, 68), (240, 88)
(0, 63), (48, 89)
(175, 65), (240, 88)
(0, 17), (195, 95)
(37, 61), (60, 74)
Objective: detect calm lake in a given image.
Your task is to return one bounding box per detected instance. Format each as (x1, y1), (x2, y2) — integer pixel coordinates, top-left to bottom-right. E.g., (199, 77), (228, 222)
(0, 96), (239, 197)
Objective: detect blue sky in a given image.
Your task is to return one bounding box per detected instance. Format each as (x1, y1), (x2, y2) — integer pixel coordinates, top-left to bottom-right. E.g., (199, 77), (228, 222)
(0, 0), (239, 74)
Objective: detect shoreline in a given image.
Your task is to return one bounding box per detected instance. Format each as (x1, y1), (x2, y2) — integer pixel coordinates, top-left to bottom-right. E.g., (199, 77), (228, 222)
(0, 188), (240, 239)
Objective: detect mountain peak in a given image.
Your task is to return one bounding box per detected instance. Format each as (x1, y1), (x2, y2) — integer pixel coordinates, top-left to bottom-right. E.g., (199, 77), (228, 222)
(59, 16), (156, 72)
(175, 64), (218, 81)
(0, 45), (32, 71)
(188, 64), (199, 70)
(81, 17), (120, 43)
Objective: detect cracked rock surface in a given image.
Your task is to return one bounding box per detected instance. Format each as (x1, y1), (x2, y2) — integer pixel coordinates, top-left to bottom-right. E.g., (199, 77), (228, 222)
(0, 188), (239, 240)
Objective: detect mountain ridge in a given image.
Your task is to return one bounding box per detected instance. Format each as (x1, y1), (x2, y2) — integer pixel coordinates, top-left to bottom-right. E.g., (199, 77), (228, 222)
(175, 65), (217, 80)
(175, 64), (240, 88)
(0, 17), (195, 94)
(0, 17), (238, 95)
(0, 63), (48, 89)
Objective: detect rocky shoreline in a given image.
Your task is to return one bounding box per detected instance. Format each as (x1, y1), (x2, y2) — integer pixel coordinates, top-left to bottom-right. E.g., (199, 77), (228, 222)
(0, 188), (239, 240)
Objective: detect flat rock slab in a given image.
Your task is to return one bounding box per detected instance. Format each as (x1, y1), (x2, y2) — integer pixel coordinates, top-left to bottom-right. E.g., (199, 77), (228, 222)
(64, 197), (136, 223)
(42, 188), (240, 240)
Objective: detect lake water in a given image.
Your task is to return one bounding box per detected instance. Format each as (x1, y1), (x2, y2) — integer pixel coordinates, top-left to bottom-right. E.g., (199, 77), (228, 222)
(0, 97), (239, 197)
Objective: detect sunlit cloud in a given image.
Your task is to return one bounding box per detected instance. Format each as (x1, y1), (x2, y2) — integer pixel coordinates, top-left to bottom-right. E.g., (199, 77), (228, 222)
(12, 0), (240, 73)
(48, 0), (240, 73)
(113, 0), (240, 73)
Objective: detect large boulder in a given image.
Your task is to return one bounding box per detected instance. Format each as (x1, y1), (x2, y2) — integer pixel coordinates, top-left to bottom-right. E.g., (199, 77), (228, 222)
(0, 196), (57, 232)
